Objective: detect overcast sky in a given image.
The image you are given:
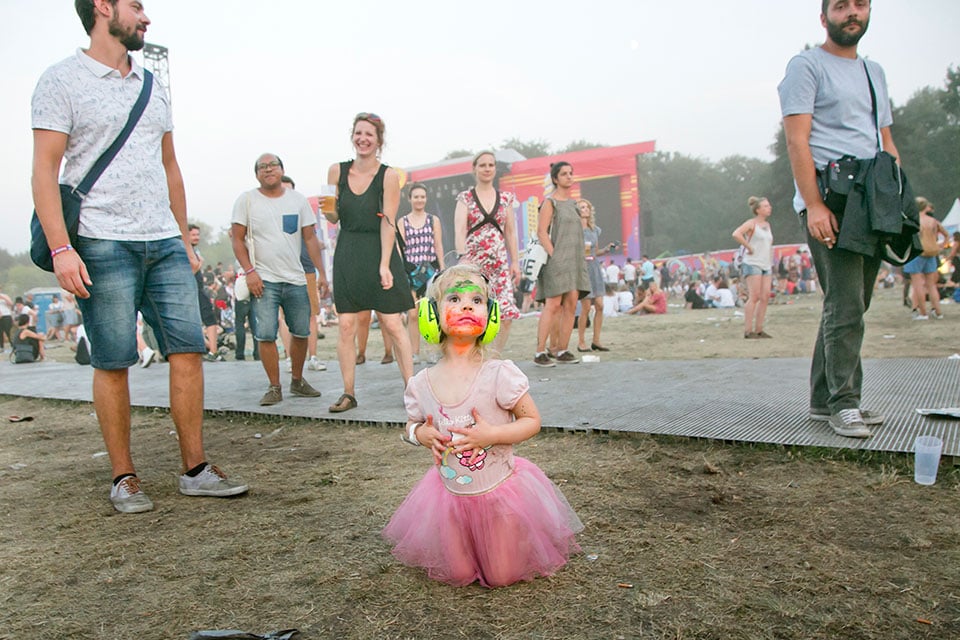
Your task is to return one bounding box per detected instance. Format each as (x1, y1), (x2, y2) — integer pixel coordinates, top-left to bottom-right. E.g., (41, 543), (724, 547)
(2, 0), (957, 254)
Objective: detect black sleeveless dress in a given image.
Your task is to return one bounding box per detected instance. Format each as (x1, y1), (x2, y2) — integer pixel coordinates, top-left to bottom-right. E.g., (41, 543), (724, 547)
(333, 161), (413, 314)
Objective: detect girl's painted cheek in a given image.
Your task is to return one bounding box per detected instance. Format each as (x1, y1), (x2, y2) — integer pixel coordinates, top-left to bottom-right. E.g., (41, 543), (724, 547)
(444, 308), (483, 337)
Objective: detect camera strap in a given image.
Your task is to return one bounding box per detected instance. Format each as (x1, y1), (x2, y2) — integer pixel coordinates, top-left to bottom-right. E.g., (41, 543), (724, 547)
(861, 60), (882, 153)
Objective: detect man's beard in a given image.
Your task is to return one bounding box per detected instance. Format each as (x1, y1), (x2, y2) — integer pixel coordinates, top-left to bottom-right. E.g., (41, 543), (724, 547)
(109, 16), (145, 51)
(825, 15), (869, 47)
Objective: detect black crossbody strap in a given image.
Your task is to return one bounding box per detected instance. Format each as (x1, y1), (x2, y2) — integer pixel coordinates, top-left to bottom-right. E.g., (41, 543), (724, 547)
(467, 188), (503, 237)
(860, 60), (882, 153)
(75, 69), (154, 196)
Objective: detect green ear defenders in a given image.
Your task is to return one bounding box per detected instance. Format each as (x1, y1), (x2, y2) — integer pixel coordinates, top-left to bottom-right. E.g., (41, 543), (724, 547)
(417, 296), (501, 345)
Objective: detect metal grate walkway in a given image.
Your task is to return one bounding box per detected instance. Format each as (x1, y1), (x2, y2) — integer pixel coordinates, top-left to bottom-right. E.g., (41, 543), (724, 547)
(2, 356), (957, 461)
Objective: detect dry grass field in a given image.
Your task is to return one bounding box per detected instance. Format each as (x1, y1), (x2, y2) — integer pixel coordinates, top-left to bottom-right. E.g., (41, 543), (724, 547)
(1, 287), (958, 639)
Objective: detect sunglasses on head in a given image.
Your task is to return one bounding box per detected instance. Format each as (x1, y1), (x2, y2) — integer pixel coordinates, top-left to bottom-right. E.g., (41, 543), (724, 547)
(355, 112), (382, 123)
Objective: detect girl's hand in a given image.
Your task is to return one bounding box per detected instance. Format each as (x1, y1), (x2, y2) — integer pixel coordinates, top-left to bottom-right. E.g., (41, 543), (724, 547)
(447, 408), (494, 466)
(417, 415), (451, 465)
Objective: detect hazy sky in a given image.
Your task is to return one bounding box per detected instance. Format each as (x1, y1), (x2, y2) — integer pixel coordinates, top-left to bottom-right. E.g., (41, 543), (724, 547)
(2, 0), (957, 254)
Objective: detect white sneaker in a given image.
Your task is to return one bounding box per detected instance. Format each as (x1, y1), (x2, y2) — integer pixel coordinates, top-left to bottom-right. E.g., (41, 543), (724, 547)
(140, 347), (156, 368)
(828, 409), (873, 439)
(179, 464), (249, 497)
(933, 311), (944, 320)
(307, 356), (327, 371)
(411, 353), (421, 365)
(912, 312), (929, 321)
(285, 357), (292, 372)
(110, 476), (154, 513)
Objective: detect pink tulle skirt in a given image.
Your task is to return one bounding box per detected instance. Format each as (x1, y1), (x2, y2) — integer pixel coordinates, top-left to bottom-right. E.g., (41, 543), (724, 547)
(383, 457), (583, 588)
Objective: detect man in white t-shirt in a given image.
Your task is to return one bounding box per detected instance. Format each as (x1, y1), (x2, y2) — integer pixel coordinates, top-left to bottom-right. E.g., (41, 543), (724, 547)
(31, 0), (247, 514)
(232, 153), (329, 406)
(603, 259), (621, 287)
(622, 258), (638, 293)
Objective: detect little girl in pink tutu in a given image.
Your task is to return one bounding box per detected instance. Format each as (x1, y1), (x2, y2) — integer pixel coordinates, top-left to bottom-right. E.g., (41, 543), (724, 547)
(382, 264), (582, 588)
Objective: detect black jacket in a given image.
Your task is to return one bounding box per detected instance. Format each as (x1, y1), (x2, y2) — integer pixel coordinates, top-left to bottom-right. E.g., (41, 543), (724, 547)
(835, 152), (919, 258)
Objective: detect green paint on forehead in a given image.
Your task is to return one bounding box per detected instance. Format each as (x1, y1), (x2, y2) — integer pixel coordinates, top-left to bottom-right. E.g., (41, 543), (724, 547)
(445, 280), (483, 295)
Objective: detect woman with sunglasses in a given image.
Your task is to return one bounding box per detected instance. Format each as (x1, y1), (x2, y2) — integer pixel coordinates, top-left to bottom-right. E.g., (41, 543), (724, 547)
(454, 151), (522, 353)
(321, 113), (413, 413)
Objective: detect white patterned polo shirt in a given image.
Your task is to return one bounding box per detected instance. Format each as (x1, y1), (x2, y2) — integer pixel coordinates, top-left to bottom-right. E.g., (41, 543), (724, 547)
(31, 49), (179, 241)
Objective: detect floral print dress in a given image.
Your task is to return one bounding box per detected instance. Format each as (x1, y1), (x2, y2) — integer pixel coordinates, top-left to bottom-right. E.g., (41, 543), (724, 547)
(457, 189), (521, 320)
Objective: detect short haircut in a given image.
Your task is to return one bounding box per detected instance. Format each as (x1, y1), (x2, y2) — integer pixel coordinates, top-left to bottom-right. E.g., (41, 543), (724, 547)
(17, 314), (30, 327)
(75, 0), (116, 35)
(188, 223), (200, 232)
(253, 154), (284, 173)
(281, 175), (296, 189)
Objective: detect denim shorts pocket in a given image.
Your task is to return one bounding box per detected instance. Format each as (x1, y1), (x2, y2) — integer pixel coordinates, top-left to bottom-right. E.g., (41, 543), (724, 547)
(282, 214), (299, 234)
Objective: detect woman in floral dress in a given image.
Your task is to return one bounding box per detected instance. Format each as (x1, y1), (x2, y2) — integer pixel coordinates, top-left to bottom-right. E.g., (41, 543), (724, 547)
(454, 151), (522, 353)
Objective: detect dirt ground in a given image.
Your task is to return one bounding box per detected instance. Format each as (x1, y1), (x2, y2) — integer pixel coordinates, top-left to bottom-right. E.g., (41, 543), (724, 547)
(1, 288), (958, 639)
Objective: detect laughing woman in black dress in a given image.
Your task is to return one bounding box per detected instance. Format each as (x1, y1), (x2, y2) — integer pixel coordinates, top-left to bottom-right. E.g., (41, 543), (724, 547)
(322, 113), (413, 412)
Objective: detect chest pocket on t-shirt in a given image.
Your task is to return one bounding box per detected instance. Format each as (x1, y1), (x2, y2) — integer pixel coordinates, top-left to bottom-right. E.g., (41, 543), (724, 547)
(282, 214), (299, 235)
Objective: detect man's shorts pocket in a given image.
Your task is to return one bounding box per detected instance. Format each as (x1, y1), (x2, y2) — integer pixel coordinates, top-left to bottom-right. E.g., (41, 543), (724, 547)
(282, 214), (299, 234)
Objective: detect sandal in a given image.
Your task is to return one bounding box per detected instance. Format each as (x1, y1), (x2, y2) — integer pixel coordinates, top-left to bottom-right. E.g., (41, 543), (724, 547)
(329, 393), (358, 413)
(381, 354), (394, 365)
(576, 346), (591, 353)
(591, 343), (610, 352)
(355, 354), (366, 365)
(7, 415), (34, 423)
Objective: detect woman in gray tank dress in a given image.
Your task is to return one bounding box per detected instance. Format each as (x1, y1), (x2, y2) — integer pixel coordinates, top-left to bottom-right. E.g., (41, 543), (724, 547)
(534, 162), (590, 366)
(576, 198), (615, 352)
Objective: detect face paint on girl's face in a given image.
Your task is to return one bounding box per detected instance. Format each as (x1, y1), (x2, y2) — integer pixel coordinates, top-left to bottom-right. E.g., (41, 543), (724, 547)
(441, 279), (487, 339)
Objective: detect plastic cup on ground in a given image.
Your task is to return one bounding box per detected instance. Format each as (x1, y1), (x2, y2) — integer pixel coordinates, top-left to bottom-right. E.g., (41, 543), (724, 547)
(913, 435), (943, 485)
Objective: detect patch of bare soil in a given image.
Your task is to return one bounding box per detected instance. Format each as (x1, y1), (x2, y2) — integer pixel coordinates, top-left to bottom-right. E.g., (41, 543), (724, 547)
(1, 288), (958, 639)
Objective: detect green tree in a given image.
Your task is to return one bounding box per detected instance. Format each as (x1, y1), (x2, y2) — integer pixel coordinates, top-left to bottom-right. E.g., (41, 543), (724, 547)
(500, 137), (551, 159)
(442, 149), (474, 161)
(558, 139), (605, 153)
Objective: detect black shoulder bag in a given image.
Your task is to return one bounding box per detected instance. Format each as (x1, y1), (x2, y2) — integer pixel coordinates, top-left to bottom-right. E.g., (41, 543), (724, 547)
(30, 69), (154, 272)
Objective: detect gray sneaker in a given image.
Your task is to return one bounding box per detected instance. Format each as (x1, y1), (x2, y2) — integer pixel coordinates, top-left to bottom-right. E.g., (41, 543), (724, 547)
(179, 464), (249, 497)
(110, 476), (154, 513)
(828, 409), (873, 439)
(290, 378), (322, 397)
(260, 385), (283, 406)
(810, 408), (884, 425)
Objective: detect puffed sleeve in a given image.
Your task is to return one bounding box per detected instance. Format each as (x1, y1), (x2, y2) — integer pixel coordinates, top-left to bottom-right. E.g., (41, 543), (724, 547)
(494, 360), (530, 410)
(403, 369), (429, 423)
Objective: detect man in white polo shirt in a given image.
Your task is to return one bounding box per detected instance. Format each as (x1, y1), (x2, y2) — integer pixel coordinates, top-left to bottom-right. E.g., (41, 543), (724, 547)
(31, 0), (248, 513)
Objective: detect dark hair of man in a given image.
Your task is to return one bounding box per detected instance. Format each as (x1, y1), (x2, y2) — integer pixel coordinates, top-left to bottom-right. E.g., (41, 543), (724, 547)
(17, 314), (30, 327)
(76, 0), (117, 35)
(281, 175), (296, 189)
(549, 161), (572, 186)
(188, 223), (200, 232)
(253, 155), (283, 174)
(822, 0), (869, 14)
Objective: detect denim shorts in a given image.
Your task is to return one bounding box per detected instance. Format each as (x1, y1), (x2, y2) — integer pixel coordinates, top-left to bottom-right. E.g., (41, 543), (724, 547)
(75, 236), (205, 369)
(251, 280), (310, 341)
(902, 255), (939, 275)
(740, 264), (771, 277)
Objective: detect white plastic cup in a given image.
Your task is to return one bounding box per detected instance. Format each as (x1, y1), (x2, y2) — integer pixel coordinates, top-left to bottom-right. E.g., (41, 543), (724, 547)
(319, 185), (337, 215)
(913, 435), (943, 485)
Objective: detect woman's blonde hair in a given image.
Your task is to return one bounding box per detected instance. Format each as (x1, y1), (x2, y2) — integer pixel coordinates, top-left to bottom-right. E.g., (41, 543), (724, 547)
(748, 196), (768, 214)
(915, 196), (933, 212)
(577, 199), (596, 228)
(426, 263), (492, 355)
